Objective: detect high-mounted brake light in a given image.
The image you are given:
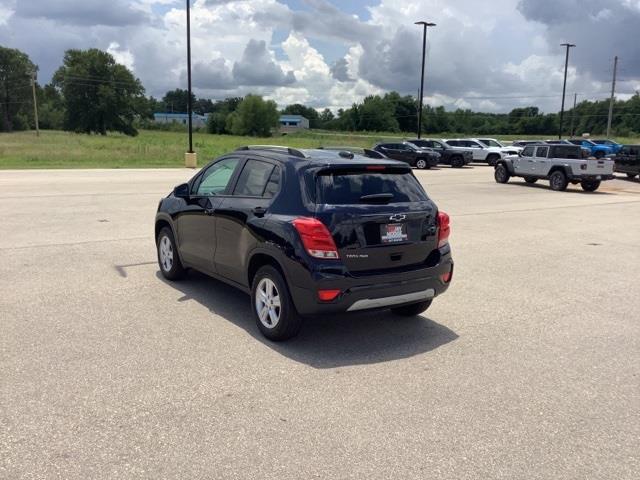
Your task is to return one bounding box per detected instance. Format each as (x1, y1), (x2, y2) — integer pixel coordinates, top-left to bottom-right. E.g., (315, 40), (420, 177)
(366, 165), (386, 171)
(292, 217), (339, 259)
(437, 211), (450, 248)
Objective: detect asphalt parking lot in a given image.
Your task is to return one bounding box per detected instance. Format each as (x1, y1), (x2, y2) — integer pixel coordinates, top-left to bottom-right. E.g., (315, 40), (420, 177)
(1, 165), (639, 479)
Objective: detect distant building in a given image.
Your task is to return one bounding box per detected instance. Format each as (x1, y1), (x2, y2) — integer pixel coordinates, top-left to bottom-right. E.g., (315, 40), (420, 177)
(153, 112), (207, 128)
(279, 114), (309, 132)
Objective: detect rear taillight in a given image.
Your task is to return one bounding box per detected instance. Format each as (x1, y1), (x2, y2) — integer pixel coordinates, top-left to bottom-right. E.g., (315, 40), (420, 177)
(292, 217), (339, 259)
(437, 211), (450, 248)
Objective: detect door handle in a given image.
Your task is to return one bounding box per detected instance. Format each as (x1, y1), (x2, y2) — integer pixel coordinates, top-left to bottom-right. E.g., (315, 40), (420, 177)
(252, 206), (266, 217)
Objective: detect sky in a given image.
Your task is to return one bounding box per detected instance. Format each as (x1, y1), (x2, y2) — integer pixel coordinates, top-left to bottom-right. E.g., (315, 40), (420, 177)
(1, 0), (639, 113)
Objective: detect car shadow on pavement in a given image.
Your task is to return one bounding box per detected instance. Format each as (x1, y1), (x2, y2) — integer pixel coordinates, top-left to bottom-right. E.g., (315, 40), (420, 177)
(514, 181), (615, 194)
(156, 270), (458, 369)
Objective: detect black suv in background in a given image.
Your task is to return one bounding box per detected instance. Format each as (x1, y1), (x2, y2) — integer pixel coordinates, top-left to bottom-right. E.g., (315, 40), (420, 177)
(406, 139), (472, 168)
(373, 142), (440, 169)
(610, 145), (640, 179)
(155, 146), (453, 341)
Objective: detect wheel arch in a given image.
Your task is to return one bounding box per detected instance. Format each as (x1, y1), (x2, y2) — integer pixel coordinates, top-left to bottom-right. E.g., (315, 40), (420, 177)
(247, 251), (288, 289)
(155, 216), (174, 244)
(496, 159), (515, 174)
(548, 165), (571, 177)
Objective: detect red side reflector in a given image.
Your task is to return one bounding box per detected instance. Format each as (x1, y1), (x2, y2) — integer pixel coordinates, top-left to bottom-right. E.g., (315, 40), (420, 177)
(366, 165), (386, 171)
(437, 211), (450, 248)
(440, 271), (452, 283)
(318, 289), (341, 302)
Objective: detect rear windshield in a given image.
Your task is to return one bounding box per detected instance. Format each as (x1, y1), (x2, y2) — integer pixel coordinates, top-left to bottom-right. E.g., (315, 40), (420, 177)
(316, 171), (428, 205)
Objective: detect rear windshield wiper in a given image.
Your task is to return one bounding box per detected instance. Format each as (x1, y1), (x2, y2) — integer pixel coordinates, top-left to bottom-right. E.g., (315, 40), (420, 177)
(359, 193), (394, 204)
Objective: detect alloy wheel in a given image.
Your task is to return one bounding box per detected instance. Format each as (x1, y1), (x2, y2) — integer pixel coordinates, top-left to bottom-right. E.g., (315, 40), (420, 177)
(255, 278), (281, 329)
(159, 235), (174, 272)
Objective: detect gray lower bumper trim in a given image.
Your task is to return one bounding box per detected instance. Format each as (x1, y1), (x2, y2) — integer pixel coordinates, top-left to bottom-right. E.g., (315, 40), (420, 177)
(346, 288), (435, 312)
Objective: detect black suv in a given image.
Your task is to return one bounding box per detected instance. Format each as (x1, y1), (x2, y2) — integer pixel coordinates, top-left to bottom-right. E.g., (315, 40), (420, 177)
(155, 146), (453, 340)
(611, 144), (640, 179)
(406, 139), (472, 168)
(372, 142), (440, 169)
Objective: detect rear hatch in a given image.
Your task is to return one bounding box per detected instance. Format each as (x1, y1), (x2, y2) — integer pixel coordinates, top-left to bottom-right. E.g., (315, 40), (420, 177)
(312, 165), (440, 274)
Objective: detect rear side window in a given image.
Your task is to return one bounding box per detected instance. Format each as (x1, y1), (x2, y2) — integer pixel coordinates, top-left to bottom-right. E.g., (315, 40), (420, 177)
(535, 146), (549, 158)
(551, 146), (581, 159)
(233, 159), (275, 197)
(263, 166), (280, 198)
(317, 171), (428, 205)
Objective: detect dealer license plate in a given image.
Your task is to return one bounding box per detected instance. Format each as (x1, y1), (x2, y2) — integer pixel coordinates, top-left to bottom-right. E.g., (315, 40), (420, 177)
(381, 223), (408, 243)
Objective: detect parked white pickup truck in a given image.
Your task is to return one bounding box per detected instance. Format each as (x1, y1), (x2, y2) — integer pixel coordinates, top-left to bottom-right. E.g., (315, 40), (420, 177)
(494, 143), (614, 192)
(475, 138), (522, 156)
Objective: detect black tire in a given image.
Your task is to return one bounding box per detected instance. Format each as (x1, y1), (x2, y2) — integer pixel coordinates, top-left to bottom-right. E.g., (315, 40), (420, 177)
(627, 173), (637, 179)
(451, 156), (464, 168)
(580, 180), (601, 192)
(251, 265), (301, 341)
(157, 227), (186, 280)
(549, 170), (568, 191)
(594, 150), (605, 159)
(415, 158), (429, 169)
(524, 177), (537, 184)
(391, 300), (432, 317)
(486, 154), (500, 166)
(494, 164), (510, 183)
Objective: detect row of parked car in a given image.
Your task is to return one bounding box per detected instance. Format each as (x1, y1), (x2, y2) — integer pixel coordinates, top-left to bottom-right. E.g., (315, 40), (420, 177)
(362, 137), (639, 181)
(370, 138), (521, 169)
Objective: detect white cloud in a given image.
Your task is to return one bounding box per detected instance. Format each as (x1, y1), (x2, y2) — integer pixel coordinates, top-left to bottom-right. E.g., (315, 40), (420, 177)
(107, 42), (135, 71)
(0, 0), (636, 112)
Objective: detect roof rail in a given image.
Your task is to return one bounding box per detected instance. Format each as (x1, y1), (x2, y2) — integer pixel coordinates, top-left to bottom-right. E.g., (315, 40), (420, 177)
(236, 145), (307, 158)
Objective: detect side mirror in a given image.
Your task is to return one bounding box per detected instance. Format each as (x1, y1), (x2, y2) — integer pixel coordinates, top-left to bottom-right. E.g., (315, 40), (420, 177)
(173, 183), (190, 198)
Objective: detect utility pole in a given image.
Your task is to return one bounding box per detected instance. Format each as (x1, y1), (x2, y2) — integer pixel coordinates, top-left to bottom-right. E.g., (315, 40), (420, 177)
(558, 43), (576, 139)
(606, 55), (618, 139)
(184, 0), (197, 168)
(569, 93), (577, 137)
(415, 21), (436, 139)
(30, 72), (39, 137)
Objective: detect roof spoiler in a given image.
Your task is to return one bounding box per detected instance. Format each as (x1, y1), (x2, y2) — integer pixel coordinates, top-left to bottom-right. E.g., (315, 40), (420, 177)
(235, 145), (307, 158)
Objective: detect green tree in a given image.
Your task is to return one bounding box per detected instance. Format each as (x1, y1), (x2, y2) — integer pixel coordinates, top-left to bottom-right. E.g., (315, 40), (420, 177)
(357, 95), (399, 132)
(229, 94), (279, 136)
(161, 88), (195, 113)
(37, 84), (65, 130)
(0, 46), (37, 132)
(53, 48), (145, 135)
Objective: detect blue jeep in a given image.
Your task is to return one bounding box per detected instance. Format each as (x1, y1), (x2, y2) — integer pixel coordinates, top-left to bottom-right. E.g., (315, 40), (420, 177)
(592, 139), (623, 154)
(568, 139), (615, 158)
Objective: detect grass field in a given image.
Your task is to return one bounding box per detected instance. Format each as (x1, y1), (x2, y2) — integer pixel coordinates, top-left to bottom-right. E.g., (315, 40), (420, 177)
(1, 129), (638, 169)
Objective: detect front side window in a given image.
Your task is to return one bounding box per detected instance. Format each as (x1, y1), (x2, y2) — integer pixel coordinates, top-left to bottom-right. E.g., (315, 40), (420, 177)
(195, 157), (240, 196)
(233, 159), (275, 197)
(522, 146), (535, 157)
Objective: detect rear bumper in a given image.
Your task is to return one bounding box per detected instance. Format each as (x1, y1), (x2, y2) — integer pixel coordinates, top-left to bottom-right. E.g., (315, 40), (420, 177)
(288, 250), (453, 316)
(569, 173), (615, 181)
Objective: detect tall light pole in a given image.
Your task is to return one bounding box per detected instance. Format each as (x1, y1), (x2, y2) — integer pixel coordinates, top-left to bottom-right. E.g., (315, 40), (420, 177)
(606, 55), (618, 139)
(184, 0), (197, 168)
(30, 71), (39, 137)
(558, 43), (575, 139)
(415, 21), (435, 139)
